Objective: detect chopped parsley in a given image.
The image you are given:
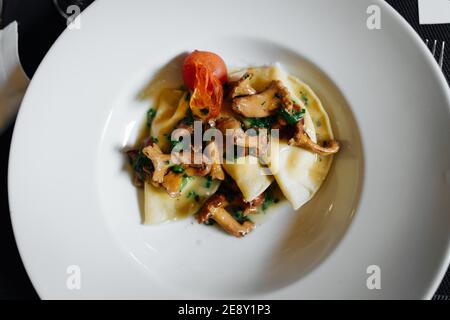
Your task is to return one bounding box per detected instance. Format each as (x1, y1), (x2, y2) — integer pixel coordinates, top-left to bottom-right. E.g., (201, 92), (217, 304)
(300, 91), (309, 105)
(186, 191), (200, 202)
(262, 192), (279, 212)
(293, 109), (305, 118)
(232, 209), (245, 221)
(205, 176), (213, 188)
(182, 109), (194, 126)
(170, 139), (184, 152)
(245, 116), (277, 129)
(230, 208), (251, 223)
(204, 218), (216, 226)
(180, 174), (192, 191)
(171, 165), (184, 173)
(277, 108), (305, 125)
(146, 108), (157, 129)
(130, 150), (152, 180)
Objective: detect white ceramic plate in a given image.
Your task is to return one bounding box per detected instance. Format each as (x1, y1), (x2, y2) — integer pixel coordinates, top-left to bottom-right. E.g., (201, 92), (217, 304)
(8, 0), (450, 299)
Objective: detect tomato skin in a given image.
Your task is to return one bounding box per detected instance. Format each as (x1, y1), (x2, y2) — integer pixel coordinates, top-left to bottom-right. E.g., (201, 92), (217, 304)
(182, 50), (227, 120)
(182, 50), (227, 90)
(189, 65), (223, 119)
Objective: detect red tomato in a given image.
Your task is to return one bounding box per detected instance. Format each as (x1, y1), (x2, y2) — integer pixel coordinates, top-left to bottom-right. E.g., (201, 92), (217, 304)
(189, 66), (223, 119)
(182, 50), (227, 90)
(182, 50), (227, 120)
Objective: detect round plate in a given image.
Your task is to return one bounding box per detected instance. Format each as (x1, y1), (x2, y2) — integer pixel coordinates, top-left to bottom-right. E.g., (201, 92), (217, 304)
(9, 0), (450, 299)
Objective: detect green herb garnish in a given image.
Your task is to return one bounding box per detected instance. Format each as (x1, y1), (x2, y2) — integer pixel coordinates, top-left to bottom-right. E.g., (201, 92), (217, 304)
(277, 108), (305, 125)
(262, 193), (279, 212)
(300, 91), (309, 105)
(205, 176), (213, 188)
(204, 219), (216, 226)
(130, 150), (153, 180)
(171, 165), (184, 173)
(182, 109), (194, 126)
(151, 136), (159, 144)
(231, 208), (251, 223)
(246, 116), (277, 129)
(180, 174), (192, 191)
(146, 108), (157, 129)
(170, 139), (184, 152)
(186, 191), (200, 202)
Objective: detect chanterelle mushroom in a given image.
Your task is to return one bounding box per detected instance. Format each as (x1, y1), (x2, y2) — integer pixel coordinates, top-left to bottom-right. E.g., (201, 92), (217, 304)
(228, 73), (257, 98)
(142, 144), (172, 183)
(197, 194), (254, 238)
(231, 80), (294, 118)
(216, 117), (268, 159)
(172, 149), (225, 180)
(242, 193), (265, 216)
(288, 119), (340, 156)
(205, 141), (225, 180)
(161, 171), (184, 197)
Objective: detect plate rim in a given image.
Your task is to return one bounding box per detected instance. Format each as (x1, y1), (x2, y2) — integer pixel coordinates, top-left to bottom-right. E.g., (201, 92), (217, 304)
(379, 0), (450, 299)
(8, 0), (450, 299)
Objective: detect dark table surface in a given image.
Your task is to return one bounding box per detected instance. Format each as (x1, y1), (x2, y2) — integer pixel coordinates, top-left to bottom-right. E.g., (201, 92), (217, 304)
(0, 0), (449, 300)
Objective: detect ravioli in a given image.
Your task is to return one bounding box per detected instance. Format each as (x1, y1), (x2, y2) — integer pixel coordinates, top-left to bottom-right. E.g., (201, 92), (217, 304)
(222, 155), (274, 202)
(144, 176), (220, 224)
(231, 64), (335, 209)
(150, 89), (189, 152)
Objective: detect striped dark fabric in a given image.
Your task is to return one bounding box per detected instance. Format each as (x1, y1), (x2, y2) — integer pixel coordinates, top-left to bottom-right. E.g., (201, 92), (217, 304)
(386, 0), (450, 85)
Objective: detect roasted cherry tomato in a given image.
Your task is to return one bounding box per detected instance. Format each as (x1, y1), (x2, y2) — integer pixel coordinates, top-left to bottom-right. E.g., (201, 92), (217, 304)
(182, 50), (227, 90)
(182, 50), (227, 120)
